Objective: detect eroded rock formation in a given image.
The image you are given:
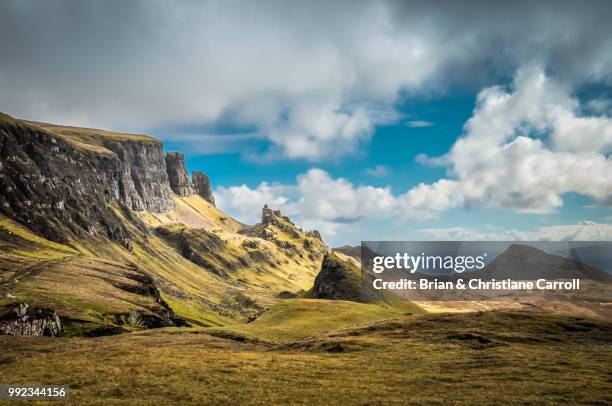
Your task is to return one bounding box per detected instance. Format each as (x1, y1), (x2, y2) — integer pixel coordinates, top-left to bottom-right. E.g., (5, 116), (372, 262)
(192, 171), (215, 205)
(165, 152), (195, 197)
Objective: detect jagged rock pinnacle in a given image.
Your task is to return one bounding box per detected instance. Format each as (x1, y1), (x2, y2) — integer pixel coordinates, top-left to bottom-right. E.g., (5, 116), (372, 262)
(165, 152), (195, 197)
(192, 171), (215, 206)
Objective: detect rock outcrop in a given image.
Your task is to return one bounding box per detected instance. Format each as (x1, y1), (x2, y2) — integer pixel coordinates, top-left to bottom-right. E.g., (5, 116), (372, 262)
(165, 152), (195, 197)
(310, 253), (362, 301)
(0, 303), (62, 336)
(192, 171), (215, 205)
(309, 253), (397, 303)
(0, 116), (176, 244)
(105, 140), (175, 212)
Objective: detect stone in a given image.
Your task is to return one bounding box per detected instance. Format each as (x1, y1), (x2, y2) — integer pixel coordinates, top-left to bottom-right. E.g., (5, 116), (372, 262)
(165, 152), (195, 197)
(192, 170), (215, 205)
(0, 303), (62, 336)
(0, 117), (175, 244)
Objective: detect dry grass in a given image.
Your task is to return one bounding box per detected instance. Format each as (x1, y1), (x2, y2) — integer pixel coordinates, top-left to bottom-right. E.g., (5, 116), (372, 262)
(0, 310), (609, 405)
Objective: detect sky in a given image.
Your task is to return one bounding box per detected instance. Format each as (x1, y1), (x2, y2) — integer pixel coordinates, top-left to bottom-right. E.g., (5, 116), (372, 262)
(1, 0), (612, 246)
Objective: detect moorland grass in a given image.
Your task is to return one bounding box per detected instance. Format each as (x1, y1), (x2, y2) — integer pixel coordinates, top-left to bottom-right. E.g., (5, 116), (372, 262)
(0, 310), (609, 405)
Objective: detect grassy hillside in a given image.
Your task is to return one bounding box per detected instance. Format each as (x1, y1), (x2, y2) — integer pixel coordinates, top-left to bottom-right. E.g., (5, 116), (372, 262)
(206, 298), (422, 343)
(1, 190), (329, 333)
(27, 120), (159, 154)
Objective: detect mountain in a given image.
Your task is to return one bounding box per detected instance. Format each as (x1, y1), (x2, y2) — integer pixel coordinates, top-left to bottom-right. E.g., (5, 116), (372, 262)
(480, 244), (612, 282)
(0, 113), (327, 335)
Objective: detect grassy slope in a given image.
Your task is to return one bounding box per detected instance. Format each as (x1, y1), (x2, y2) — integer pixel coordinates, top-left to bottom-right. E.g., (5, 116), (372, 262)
(0, 217), (174, 334)
(206, 298), (422, 343)
(0, 311), (609, 405)
(26, 120), (158, 154)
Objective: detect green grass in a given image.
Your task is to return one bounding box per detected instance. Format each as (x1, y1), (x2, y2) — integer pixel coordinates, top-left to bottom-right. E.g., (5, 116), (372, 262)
(0, 311), (609, 405)
(206, 298), (422, 343)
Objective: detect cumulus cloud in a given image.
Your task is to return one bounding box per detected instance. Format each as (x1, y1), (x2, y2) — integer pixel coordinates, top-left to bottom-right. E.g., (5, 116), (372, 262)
(2, 1), (612, 160)
(406, 67), (612, 217)
(215, 168), (398, 235)
(419, 221), (612, 241)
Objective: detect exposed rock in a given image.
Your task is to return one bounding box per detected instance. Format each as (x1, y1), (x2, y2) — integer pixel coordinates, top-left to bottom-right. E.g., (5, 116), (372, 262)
(259, 228), (277, 241)
(306, 230), (323, 241)
(0, 303), (62, 336)
(275, 240), (296, 249)
(0, 116), (174, 244)
(242, 239), (259, 249)
(308, 253), (393, 303)
(165, 152), (195, 196)
(192, 170), (215, 205)
(105, 139), (174, 212)
(310, 253), (362, 302)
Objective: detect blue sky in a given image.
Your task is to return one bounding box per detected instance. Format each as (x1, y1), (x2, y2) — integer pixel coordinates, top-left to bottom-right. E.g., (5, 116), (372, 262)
(2, 0), (612, 246)
(155, 85), (612, 246)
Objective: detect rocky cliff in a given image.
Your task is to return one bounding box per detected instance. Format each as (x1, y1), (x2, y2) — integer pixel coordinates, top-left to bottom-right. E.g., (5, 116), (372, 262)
(165, 152), (195, 197)
(0, 114), (216, 245)
(192, 170), (215, 205)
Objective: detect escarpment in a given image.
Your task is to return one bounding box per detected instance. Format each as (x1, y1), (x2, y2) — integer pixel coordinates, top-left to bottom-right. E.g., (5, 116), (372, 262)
(0, 114), (216, 245)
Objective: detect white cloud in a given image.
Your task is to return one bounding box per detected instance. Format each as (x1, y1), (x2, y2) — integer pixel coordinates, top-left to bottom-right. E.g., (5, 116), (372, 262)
(365, 165), (390, 177)
(419, 221), (612, 241)
(215, 168), (398, 235)
(3, 1), (612, 161)
(404, 66), (612, 217)
(406, 120), (434, 128)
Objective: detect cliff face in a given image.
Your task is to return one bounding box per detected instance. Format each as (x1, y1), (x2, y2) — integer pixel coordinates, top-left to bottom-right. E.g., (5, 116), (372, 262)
(104, 139), (175, 212)
(0, 116), (180, 244)
(192, 170), (215, 206)
(165, 152), (195, 197)
(0, 115), (219, 247)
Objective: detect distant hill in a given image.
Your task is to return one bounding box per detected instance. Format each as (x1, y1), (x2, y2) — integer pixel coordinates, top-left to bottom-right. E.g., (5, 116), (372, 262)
(480, 244), (612, 282)
(334, 245), (361, 260)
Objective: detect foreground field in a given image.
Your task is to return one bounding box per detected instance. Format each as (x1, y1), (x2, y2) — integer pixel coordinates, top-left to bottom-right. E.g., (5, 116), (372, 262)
(1, 310), (610, 405)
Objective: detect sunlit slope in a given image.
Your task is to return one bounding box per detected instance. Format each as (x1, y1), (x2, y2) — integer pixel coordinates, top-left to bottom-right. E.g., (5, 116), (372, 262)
(26, 120), (159, 154)
(0, 217), (178, 335)
(206, 298), (420, 343)
(84, 198), (327, 327)
(137, 195), (243, 232)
